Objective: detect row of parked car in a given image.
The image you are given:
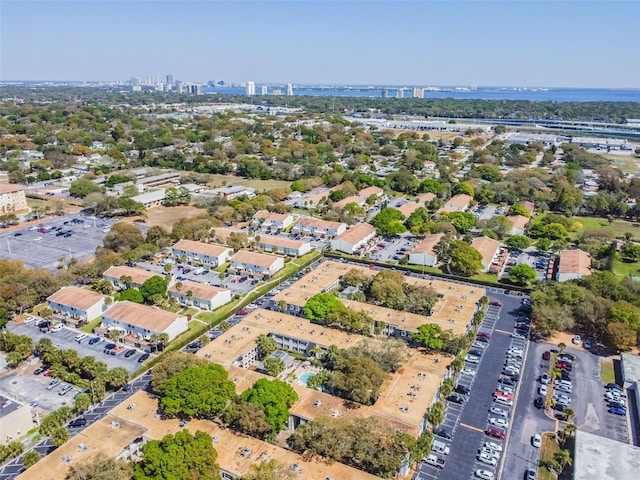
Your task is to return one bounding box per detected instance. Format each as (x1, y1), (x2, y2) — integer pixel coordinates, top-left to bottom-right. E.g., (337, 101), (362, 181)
(605, 383), (627, 416)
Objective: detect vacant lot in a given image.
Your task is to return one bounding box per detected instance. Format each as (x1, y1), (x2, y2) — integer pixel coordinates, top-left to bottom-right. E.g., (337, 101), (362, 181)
(207, 174), (291, 191)
(123, 205), (208, 230)
(572, 215), (640, 240)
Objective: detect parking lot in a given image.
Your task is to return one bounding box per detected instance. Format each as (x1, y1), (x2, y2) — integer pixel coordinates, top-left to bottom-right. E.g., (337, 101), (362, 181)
(8, 322), (145, 373)
(500, 247), (550, 282)
(0, 212), (118, 271)
(368, 236), (417, 263)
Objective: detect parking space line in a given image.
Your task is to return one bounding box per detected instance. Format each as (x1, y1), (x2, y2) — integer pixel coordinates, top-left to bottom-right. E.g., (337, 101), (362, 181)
(494, 329), (511, 335)
(459, 423), (484, 433)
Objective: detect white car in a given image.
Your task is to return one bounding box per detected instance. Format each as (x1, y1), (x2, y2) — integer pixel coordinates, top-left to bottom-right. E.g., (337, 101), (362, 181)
(554, 394), (571, 404)
(480, 447), (500, 458)
(494, 397), (513, 407)
(556, 384), (572, 394)
(489, 417), (508, 428)
(484, 442), (503, 452)
(507, 347), (523, 355)
(497, 385), (514, 395)
(51, 323), (64, 332)
(478, 453), (498, 466)
(465, 355), (480, 364)
(462, 368), (476, 376)
(572, 335), (581, 345)
(29, 226), (39, 231)
(23, 316), (37, 324)
(511, 332), (526, 340)
(540, 373), (550, 385)
(532, 434), (542, 448)
(474, 470), (495, 480)
(538, 385), (548, 396)
(489, 406), (508, 417)
(605, 391), (624, 401)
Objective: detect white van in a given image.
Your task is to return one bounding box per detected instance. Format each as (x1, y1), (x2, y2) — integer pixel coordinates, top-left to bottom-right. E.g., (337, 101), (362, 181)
(51, 323), (64, 333)
(75, 333), (88, 343)
(431, 440), (450, 456)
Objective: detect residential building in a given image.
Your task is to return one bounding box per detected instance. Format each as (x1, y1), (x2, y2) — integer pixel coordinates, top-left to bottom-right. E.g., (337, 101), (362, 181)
(334, 195), (366, 210)
(172, 239), (233, 267)
(286, 83), (294, 96)
(0, 183), (28, 213)
(101, 301), (188, 344)
(358, 186), (384, 201)
(260, 85), (268, 95)
(135, 173), (180, 191)
(408, 233), (444, 267)
(256, 235), (312, 257)
(131, 188), (166, 208)
(103, 265), (159, 290)
(516, 200), (535, 217)
(508, 214), (530, 235)
(397, 201), (422, 218)
(213, 185), (256, 200)
(0, 396), (33, 445)
(246, 81), (256, 96)
(168, 281), (232, 311)
(439, 194), (473, 213)
(416, 192), (436, 204)
(471, 236), (502, 272)
(292, 217), (347, 237)
(294, 191), (330, 209)
(230, 250), (285, 277)
(555, 249), (592, 282)
(330, 223), (376, 254)
(252, 210), (294, 231)
(47, 287), (107, 326)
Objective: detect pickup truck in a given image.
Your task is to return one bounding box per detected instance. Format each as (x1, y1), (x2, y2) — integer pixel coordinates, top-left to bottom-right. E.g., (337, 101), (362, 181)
(422, 454), (446, 469)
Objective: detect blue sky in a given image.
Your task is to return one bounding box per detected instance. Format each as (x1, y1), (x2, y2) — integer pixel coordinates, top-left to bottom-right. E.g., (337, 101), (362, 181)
(1, 0), (639, 88)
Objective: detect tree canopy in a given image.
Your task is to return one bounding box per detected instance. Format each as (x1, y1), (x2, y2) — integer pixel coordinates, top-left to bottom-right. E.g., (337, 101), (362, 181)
(371, 208), (407, 236)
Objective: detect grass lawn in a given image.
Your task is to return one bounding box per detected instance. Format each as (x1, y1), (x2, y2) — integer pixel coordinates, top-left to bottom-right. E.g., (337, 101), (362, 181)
(606, 154), (639, 174)
(215, 262), (230, 274)
(206, 174), (291, 191)
(539, 432), (560, 480)
(571, 216), (640, 241)
(81, 317), (102, 334)
(613, 259), (640, 278)
(472, 272), (500, 283)
(600, 358), (616, 385)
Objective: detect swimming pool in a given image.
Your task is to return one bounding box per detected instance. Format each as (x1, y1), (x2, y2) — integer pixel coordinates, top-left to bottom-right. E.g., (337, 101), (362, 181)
(299, 372), (314, 385)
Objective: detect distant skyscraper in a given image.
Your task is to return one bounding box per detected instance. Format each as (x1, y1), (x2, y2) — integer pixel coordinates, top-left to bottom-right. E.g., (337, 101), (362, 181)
(166, 74), (173, 86)
(286, 83), (294, 96)
(246, 81), (256, 96)
(273, 89), (282, 96)
(381, 89), (388, 98)
(130, 77), (141, 85)
(396, 88), (404, 99)
(176, 81), (184, 94)
(412, 87), (424, 98)
(261, 85), (268, 95)
(146, 76), (154, 86)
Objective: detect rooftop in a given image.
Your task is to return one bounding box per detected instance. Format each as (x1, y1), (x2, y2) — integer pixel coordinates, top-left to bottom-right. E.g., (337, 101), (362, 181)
(621, 352), (640, 384)
(359, 186), (383, 198)
(411, 233), (444, 257)
(471, 236), (502, 264)
(257, 235), (309, 250)
(168, 280), (229, 301)
(574, 430), (640, 480)
(0, 394), (24, 420)
(334, 195), (364, 209)
(136, 172), (180, 184)
(294, 216), (345, 230)
(416, 192), (436, 204)
(172, 239), (231, 258)
(333, 223), (376, 245)
(397, 202), (422, 218)
(103, 301), (184, 333)
(508, 214), (530, 230)
(231, 250), (282, 268)
(445, 193), (473, 208)
(103, 265), (158, 285)
(47, 287), (107, 311)
(253, 210), (291, 222)
(0, 183), (25, 194)
(558, 249), (592, 276)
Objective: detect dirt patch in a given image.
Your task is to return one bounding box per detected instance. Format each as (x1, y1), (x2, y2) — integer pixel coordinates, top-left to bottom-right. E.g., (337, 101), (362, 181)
(206, 175), (291, 191)
(122, 206), (208, 230)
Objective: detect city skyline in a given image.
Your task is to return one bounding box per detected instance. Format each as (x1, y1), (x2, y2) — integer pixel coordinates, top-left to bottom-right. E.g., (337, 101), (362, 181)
(1, 1), (639, 88)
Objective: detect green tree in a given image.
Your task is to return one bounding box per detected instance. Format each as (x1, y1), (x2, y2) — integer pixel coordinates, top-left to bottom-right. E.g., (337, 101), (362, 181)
(106, 367), (129, 389)
(51, 425), (70, 446)
(506, 235), (531, 250)
(326, 355), (386, 405)
(134, 430), (221, 480)
(427, 402), (445, 428)
(411, 324), (447, 351)
(452, 182), (474, 196)
(447, 211), (477, 233)
(256, 334), (277, 358)
(221, 400), (273, 439)
(303, 293), (343, 322)
(240, 379), (298, 433)
(103, 223), (145, 252)
(509, 203), (530, 217)
(371, 207), (407, 236)
(509, 264), (537, 286)
(160, 363), (236, 417)
(240, 459), (297, 480)
(21, 450), (40, 469)
(607, 322), (636, 351)
(151, 351), (208, 394)
(139, 276), (168, 303)
(67, 457), (133, 480)
(621, 243), (640, 262)
(263, 356), (285, 377)
(0, 307), (8, 330)
(69, 178), (104, 198)
(119, 288), (143, 303)
(447, 241), (483, 275)
(73, 393), (91, 414)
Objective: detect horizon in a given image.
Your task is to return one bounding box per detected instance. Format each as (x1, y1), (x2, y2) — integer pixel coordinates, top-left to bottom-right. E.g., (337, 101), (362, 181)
(1, 1), (639, 89)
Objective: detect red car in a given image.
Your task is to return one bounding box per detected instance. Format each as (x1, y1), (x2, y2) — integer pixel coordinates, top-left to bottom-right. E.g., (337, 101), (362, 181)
(43, 369), (51, 376)
(369, 264), (375, 270)
(485, 428), (506, 440)
(494, 391), (514, 400)
(477, 332), (491, 340)
(237, 308), (249, 316)
(489, 301), (502, 307)
(542, 351), (551, 361)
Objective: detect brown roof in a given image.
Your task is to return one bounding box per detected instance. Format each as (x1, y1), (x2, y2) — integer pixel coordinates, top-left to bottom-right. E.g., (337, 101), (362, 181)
(103, 301), (183, 332)
(103, 265), (157, 285)
(294, 216), (345, 231)
(416, 192), (436, 203)
(517, 201), (535, 215)
(253, 210), (291, 222)
(257, 234), (307, 250)
(397, 202), (422, 218)
(471, 236), (502, 264)
(47, 287), (106, 311)
(334, 195), (364, 209)
(334, 223), (376, 245)
(359, 186), (383, 198)
(558, 249), (591, 276)
(300, 192), (329, 205)
(231, 250), (282, 268)
(172, 239), (231, 258)
(508, 214), (530, 230)
(446, 194), (473, 209)
(411, 233), (444, 256)
(0, 183), (25, 194)
(168, 280), (229, 300)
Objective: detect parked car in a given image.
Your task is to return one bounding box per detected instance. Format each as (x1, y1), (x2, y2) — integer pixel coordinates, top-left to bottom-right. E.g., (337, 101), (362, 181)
(138, 353), (150, 363)
(88, 337), (100, 345)
(525, 468), (537, 480)
(489, 417), (508, 428)
(423, 454), (446, 469)
(455, 385), (471, 395)
(609, 406), (627, 416)
(572, 335), (581, 345)
(124, 349), (137, 358)
(534, 396), (545, 409)
(489, 301), (502, 307)
(434, 428), (452, 439)
(448, 394), (465, 404)
(485, 428), (506, 440)
(68, 417), (87, 428)
(475, 469), (495, 480)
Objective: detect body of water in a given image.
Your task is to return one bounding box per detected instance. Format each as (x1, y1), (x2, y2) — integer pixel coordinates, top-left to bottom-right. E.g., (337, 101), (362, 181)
(203, 86), (640, 103)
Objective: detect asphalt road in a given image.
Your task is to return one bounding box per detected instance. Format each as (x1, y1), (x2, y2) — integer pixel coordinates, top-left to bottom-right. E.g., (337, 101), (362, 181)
(0, 373), (152, 479)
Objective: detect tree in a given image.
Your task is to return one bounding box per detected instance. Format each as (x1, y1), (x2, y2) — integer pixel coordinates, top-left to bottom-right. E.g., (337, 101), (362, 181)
(509, 264), (537, 286)
(447, 241), (483, 276)
(303, 293), (343, 322)
(160, 363), (236, 417)
(506, 235), (531, 250)
(371, 207), (406, 236)
(427, 402), (445, 428)
(509, 203), (530, 217)
(447, 211), (477, 233)
(103, 223), (144, 252)
(240, 379), (298, 433)
(411, 324), (447, 351)
(621, 243), (640, 262)
(553, 449), (573, 471)
(369, 270), (405, 309)
(119, 288), (143, 303)
(22, 450), (40, 469)
(0, 307), (7, 330)
(73, 393), (91, 414)
(67, 456), (133, 480)
(151, 351), (208, 394)
(256, 334), (277, 358)
(106, 367), (129, 389)
(240, 459), (297, 480)
(326, 355), (386, 405)
(263, 356), (285, 377)
(607, 322), (636, 351)
(69, 178), (104, 198)
(134, 430), (221, 480)
(452, 182), (474, 196)
(221, 400), (273, 439)
(139, 276), (168, 303)
(51, 425), (70, 446)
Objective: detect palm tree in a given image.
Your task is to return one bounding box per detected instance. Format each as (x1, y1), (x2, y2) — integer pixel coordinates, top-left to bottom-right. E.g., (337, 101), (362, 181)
(563, 407), (575, 421)
(185, 290), (193, 305)
(558, 342), (567, 353)
(553, 449), (573, 471)
(107, 329), (122, 344)
(119, 275), (133, 290)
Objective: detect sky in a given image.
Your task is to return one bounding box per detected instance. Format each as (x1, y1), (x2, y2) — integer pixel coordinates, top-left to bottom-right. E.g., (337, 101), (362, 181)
(1, 0), (639, 88)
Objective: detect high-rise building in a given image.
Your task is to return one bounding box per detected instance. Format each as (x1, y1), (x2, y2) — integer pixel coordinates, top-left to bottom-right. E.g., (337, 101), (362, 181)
(273, 89), (282, 96)
(261, 85), (268, 95)
(412, 87), (424, 98)
(246, 81), (256, 96)
(176, 81), (184, 94)
(146, 76), (154, 86)
(130, 77), (141, 85)
(286, 83), (294, 96)
(381, 89), (388, 98)
(396, 88), (404, 99)
(166, 74), (173, 86)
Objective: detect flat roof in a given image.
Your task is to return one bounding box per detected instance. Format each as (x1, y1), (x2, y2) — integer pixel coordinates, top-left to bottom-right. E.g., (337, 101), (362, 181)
(411, 233), (444, 256)
(0, 394), (24, 419)
(109, 391), (380, 480)
(18, 415), (146, 480)
(168, 280), (229, 301)
(47, 287), (106, 311)
(333, 223), (376, 245)
(621, 352), (640, 384)
(257, 234), (308, 250)
(471, 236), (502, 265)
(294, 216), (345, 230)
(231, 250), (282, 268)
(172, 239), (231, 258)
(558, 249), (591, 276)
(574, 430), (640, 480)
(103, 265), (158, 285)
(0, 183), (25, 194)
(103, 301), (183, 333)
